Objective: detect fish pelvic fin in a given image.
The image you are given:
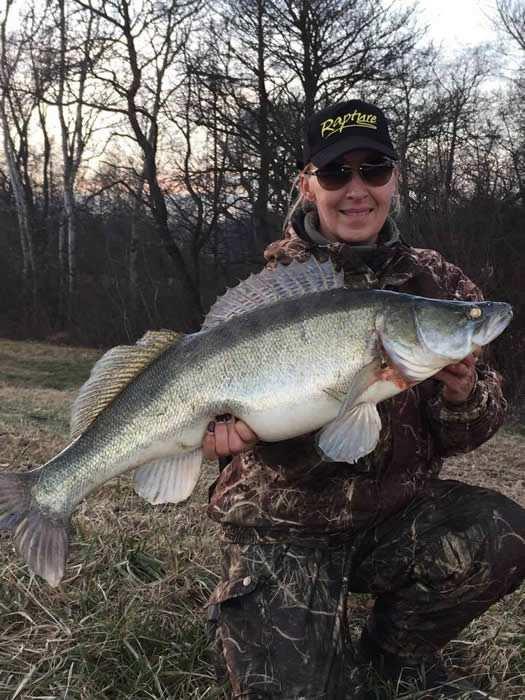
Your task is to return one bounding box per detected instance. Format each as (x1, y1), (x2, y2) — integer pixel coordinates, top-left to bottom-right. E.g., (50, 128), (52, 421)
(133, 449), (203, 505)
(71, 329), (183, 440)
(0, 470), (68, 587)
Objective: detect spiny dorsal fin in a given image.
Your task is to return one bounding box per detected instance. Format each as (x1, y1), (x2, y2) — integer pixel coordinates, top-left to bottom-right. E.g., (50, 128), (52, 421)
(202, 258), (344, 330)
(71, 329), (182, 439)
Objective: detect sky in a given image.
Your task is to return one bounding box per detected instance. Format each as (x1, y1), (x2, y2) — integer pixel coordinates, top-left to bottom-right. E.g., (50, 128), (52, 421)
(416, 0), (498, 51)
(4, 0), (503, 55)
(4, 0), (502, 48)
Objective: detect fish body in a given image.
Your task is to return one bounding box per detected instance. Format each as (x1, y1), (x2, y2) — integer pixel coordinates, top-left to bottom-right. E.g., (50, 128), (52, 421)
(0, 260), (513, 586)
(30, 289), (378, 517)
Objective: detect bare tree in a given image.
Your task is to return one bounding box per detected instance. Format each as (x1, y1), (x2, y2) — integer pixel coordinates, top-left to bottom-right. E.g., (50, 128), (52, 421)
(368, 46), (442, 217)
(47, 0), (106, 325)
(223, 0), (275, 247)
(270, 0), (419, 118)
(433, 50), (489, 216)
(0, 1), (38, 306)
(192, 2), (279, 249)
(167, 58), (230, 291)
(73, 0), (204, 330)
(496, 0), (525, 51)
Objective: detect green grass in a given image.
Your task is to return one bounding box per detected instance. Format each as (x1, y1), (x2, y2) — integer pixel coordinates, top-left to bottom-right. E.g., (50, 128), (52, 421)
(0, 386), (72, 436)
(0, 340), (100, 390)
(0, 339), (523, 699)
(0, 340), (102, 437)
(0, 351), (97, 391)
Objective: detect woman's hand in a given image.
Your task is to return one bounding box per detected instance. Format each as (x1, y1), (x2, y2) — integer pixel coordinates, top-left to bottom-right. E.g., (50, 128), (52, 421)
(202, 414), (258, 460)
(435, 352), (478, 404)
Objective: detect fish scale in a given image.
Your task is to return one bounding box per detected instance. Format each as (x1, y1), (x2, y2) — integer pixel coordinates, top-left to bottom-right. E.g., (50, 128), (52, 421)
(0, 259), (513, 586)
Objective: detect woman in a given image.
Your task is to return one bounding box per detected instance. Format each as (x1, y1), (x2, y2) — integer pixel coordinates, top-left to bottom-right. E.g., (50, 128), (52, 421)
(203, 100), (525, 699)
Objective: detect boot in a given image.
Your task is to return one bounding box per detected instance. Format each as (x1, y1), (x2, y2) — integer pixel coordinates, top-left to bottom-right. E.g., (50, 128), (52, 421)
(358, 628), (497, 699)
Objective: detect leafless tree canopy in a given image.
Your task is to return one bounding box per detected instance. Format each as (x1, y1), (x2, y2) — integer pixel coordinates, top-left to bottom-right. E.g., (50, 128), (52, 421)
(0, 0), (524, 403)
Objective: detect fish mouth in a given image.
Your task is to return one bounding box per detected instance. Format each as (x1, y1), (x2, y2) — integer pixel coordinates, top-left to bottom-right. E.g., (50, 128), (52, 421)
(472, 303), (513, 347)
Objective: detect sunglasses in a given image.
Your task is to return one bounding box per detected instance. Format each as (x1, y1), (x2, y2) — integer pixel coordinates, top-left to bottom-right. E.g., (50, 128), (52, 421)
(307, 158), (395, 191)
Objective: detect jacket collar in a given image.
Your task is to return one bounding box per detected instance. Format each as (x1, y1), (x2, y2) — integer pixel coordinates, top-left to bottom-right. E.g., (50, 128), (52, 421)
(291, 207), (404, 274)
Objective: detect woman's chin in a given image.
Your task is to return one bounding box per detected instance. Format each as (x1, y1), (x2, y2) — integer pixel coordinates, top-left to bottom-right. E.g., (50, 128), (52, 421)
(334, 225), (379, 245)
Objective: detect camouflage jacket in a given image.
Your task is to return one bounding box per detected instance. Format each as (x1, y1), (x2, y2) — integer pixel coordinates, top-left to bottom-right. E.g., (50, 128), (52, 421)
(207, 213), (507, 541)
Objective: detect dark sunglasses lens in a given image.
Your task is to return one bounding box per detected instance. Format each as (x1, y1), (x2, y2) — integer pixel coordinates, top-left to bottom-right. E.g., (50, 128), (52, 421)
(360, 164), (394, 186)
(314, 162), (394, 189)
(315, 168), (352, 190)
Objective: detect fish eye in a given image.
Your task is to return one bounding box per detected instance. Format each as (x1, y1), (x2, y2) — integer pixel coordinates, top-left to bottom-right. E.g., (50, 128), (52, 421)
(467, 307), (482, 320)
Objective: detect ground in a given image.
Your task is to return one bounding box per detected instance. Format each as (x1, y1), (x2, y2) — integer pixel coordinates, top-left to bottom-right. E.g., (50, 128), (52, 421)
(0, 339), (523, 699)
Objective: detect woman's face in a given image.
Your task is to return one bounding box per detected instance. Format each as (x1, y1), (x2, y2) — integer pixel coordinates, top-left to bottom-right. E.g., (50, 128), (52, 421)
(300, 149), (398, 245)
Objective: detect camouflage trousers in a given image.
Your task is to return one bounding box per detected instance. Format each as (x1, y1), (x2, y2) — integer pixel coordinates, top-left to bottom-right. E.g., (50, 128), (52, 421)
(207, 480), (525, 699)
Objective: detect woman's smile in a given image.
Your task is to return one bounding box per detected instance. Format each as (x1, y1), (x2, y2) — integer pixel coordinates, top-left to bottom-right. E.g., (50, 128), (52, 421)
(301, 149), (397, 244)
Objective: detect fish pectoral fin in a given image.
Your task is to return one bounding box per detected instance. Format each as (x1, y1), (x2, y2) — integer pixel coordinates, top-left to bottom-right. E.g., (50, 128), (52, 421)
(324, 358), (383, 412)
(322, 386), (345, 402)
(133, 449), (203, 505)
(317, 360), (383, 463)
(316, 403), (381, 464)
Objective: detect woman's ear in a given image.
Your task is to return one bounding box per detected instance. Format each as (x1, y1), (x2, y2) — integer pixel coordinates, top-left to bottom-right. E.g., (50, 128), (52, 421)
(300, 170), (316, 202)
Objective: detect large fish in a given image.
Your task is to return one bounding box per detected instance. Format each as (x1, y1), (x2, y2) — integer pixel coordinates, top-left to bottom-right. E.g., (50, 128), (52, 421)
(0, 259), (512, 586)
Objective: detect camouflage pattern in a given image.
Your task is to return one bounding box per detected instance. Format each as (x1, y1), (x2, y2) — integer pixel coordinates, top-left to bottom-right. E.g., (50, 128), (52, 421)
(208, 481), (525, 698)
(208, 215), (508, 535)
(206, 212), (525, 697)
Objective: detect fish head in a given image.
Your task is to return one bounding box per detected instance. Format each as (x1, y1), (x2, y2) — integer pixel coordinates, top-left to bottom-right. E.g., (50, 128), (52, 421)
(414, 297), (513, 359)
(379, 295), (513, 383)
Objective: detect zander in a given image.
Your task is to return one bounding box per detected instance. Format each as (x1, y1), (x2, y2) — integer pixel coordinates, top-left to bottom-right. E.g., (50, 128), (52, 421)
(0, 259), (513, 586)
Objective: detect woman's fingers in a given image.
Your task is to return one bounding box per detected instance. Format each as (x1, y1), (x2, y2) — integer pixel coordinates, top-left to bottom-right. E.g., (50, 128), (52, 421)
(202, 416), (258, 460)
(435, 353), (477, 404)
(213, 416), (232, 456)
(234, 420), (258, 444)
(202, 422), (218, 460)
(226, 419), (248, 454)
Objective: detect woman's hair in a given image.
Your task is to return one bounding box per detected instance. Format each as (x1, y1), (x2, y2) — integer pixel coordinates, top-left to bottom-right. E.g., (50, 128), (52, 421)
(281, 167), (311, 236)
(281, 162), (401, 237)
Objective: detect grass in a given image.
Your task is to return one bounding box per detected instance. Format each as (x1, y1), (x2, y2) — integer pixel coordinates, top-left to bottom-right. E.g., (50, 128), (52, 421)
(0, 338), (523, 699)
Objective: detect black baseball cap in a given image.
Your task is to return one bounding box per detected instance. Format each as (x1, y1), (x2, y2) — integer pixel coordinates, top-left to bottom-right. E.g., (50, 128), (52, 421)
(300, 99), (398, 168)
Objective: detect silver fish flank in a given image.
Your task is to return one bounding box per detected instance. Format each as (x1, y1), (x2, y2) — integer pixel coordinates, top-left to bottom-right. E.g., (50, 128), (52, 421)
(0, 259), (513, 586)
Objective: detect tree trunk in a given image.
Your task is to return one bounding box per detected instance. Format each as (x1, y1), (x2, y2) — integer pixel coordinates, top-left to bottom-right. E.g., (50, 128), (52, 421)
(128, 177), (146, 338)
(1, 107), (37, 306)
(253, 0), (271, 250)
(63, 183), (77, 326)
(58, 218), (68, 328)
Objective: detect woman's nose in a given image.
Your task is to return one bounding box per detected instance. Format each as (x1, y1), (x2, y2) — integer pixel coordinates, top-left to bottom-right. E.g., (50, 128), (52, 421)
(344, 171), (368, 197)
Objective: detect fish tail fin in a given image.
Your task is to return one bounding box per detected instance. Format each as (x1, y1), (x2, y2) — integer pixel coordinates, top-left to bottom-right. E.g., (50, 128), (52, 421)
(0, 471), (69, 587)
(14, 509), (69, 587)
(0, 471), (36, 529)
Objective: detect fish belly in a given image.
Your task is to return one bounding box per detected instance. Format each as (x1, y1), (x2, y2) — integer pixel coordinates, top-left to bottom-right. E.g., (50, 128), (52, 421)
(239, 394), (341, 442)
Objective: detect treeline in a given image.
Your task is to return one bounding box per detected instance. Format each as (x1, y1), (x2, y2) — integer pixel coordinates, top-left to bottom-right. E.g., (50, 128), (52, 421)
(0, 0), (524, 406)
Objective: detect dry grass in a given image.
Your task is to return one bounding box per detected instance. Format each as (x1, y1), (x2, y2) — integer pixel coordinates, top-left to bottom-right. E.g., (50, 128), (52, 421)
(0, 339), (523, 699)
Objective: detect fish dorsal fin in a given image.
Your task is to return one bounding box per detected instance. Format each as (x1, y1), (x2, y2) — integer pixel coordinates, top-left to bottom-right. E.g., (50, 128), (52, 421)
(202, 258), (344, 330)
(71, 329), (182, 439)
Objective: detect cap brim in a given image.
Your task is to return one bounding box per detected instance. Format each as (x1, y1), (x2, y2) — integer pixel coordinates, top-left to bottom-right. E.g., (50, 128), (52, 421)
(311, 136), (397, 167)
